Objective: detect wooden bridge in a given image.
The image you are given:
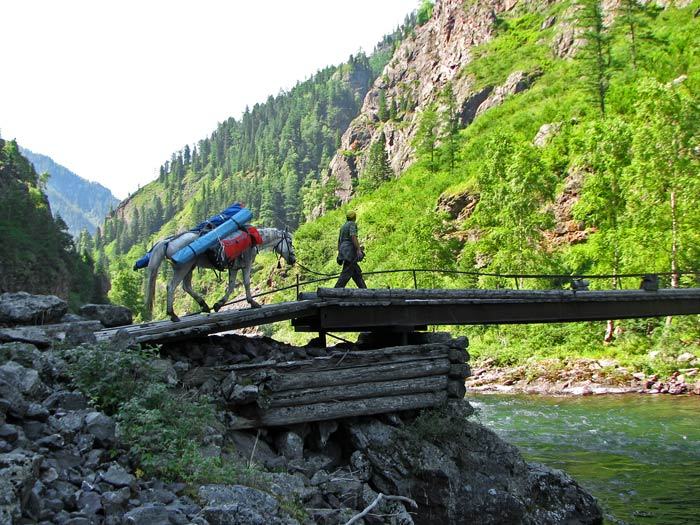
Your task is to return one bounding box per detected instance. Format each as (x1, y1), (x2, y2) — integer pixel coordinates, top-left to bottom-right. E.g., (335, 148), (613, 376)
(95, 287), (700, 345)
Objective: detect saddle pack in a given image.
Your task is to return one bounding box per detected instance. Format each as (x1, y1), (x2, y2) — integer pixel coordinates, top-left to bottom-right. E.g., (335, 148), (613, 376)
(208, 225), (262, 269)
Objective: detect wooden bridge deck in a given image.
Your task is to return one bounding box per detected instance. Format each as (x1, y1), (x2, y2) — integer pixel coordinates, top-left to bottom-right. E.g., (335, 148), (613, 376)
(95, 287), (700, 345)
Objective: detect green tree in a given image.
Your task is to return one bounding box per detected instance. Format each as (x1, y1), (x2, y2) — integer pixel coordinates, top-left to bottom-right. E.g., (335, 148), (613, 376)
(625, 80), (700, 289)
(413, 104), (439, 172)
(417, 0), (434, 26)
(439, 83), (460, 175)
(109, 263), (145, 320)
(576, 0), (611, 115)
(360, 132), (393, 193)
(466, 135), (557, 288)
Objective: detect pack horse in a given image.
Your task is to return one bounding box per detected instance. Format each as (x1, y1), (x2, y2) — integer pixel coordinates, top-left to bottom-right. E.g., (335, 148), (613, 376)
(144, 226), (296, 322)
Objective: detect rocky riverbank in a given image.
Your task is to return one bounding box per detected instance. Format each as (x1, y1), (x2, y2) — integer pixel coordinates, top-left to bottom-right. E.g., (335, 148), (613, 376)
(0, 292), (604, 524)
(467, 356), (700, 396)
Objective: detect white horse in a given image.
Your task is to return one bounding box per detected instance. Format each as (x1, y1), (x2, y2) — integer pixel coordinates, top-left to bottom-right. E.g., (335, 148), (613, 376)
(144, 227), (295, 322)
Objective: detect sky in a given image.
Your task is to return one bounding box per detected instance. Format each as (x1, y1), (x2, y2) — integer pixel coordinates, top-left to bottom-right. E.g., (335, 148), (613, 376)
(0, 0), (418, 199)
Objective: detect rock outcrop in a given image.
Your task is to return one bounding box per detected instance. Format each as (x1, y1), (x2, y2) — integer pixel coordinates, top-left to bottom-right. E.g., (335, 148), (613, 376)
(327, 0), (546, 203)
(0, 294), (603, 524)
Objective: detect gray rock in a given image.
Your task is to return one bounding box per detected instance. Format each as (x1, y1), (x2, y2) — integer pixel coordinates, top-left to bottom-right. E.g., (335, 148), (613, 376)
(36, 434), (65, 449)
(0, 361), (47, 399)
(0, 450), (43, 523)
(64, 323), (98, 345)
(57, 412), (85, 435)
(77, 490), (102, 514)
(0, 342), (42, 368)
(43, 391), (88, 411)
(266, 472), (315, 502)
(275, 431), (304, 460)
(0, 377), (28, 418)
(0, 424), (18, 443)
(100, 464), (135, 488)
(123, 503), (173, 525)
(26, 402), (50, 421)
(84, 412), (115, 446)
(220, 370), (238, 399)
(347, 402), (602, 524)
(229, 430), (280, 468)
(101, 487), (130, 514)
(78, 304), (132, 328)
(350, 451), (371, 482)
(0, 326), (53, 348)
(228, 384), (259, 404)
(0, 292), (67, 325)
(199, 485), (295, 525)
(151, 359), (179, 386)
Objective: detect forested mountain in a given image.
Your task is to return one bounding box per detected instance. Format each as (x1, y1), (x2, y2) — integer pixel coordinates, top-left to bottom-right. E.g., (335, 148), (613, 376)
(99, 19), (415, 259)
(19, 147), (118, 236)
(0, 138), (108, 306)
(288, 0), (699, 361)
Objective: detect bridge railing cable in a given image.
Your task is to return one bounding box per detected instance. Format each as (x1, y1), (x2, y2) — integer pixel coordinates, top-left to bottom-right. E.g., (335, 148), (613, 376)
(218, 266), (700, 309)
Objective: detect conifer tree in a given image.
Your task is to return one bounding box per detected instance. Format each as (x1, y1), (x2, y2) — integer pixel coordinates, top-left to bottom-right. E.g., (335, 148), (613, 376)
(360, 131), (393, 193)
(413, 104), (439, 172)
(576, 0), (611, 116)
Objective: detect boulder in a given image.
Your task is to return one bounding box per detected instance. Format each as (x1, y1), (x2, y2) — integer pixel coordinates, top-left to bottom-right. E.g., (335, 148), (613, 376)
(43, 391), (88, 411)
(124, 503), (172, 525)
(198, 484), (295, 525)
(0, 450), (43, 523)
(0, 361), (47, 400)
(84, 412), (115, 447)
(0, 292), (67, 326)
(78, 304), (132, 328)
(275, 431), (304, 461)
(100, 464), (135, 488)
(347, 402), (602, 524)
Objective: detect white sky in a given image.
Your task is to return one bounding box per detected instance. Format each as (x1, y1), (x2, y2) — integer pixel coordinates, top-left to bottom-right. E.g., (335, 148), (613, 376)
(0, 0), (417, 199)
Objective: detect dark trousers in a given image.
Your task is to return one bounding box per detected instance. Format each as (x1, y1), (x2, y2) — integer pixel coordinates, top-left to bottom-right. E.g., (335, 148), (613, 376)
(334, 261), (367, 289)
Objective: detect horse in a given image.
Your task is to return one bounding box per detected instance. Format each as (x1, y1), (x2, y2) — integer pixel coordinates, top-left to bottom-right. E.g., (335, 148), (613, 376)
(144, 227), (295, 322)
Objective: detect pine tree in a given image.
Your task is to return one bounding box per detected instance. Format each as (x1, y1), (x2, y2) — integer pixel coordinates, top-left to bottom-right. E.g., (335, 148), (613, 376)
(413, 104), (439, 172)
(360, 132), (393, 193)
(576, 0), (611, 116)
(439, 83), (460, 175)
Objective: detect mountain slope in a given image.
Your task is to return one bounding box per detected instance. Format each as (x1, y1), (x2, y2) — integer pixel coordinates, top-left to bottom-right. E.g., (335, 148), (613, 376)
(19, 147), (118, 236)
(0, 138), (107, 305)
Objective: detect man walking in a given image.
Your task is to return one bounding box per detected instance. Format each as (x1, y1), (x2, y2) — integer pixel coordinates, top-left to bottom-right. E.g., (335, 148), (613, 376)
(334, 211), (367, 289)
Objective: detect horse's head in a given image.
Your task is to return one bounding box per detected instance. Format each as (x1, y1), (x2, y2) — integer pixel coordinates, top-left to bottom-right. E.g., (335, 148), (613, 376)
(274, 229), (296, 266)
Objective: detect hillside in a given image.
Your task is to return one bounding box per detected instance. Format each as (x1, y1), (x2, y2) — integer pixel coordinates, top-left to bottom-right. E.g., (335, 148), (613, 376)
(19, 147), (118, 236)
(287, 0), (700, 368)
(99, 0), (699, 379)
(0, 138), (107, 306)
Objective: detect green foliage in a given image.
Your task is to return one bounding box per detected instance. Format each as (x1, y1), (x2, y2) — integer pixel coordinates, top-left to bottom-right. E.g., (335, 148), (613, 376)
(575, 0), (612, 115)
(417, 0), (434, 26)
(0, 138), (105, 304)
(359, 132), (393, 193)
(109, 262), (146, 321)
(57, 344), (158, 413)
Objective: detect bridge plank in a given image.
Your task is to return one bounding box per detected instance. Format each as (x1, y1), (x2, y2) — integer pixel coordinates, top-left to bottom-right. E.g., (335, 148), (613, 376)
(263, 375), (448, 408)
(228, 391), (448, 429)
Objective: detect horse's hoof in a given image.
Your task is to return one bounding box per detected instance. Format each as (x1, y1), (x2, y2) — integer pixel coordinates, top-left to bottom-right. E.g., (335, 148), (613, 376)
(250, 301), (262, 309)
(170, 314), (180, 322)
(200, 303), (210, 314)
(213, 302), (223, 312)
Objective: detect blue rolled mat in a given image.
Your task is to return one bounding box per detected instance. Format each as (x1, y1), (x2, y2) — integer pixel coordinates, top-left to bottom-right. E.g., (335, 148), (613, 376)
(171, 208), (253, 265)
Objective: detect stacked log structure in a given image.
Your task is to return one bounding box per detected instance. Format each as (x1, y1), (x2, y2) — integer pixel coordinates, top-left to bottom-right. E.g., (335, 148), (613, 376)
(207, 337), (470, 430)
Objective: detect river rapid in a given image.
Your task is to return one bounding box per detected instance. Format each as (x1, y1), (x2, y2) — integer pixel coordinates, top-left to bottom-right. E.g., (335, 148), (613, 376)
(469, 394), (700, 525)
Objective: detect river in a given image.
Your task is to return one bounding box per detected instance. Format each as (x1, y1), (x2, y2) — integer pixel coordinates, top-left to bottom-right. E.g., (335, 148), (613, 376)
(469, 393), (700, 525)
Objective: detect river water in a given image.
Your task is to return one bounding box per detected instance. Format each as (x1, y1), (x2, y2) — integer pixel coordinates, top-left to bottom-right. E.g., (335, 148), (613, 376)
(469, 394), (700, 525)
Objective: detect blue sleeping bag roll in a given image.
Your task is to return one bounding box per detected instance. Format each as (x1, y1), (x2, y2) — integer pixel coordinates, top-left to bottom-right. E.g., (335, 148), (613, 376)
(171, 208), (253, 265)
(191, 202), (243, 232)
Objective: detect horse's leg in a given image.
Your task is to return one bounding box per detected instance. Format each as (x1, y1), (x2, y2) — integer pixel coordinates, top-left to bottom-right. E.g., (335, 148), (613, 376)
(183, 269), (210, 314)
(213, 268), (238, 312)
(243, 264), (261, 308)
(167, 265), (190, 322)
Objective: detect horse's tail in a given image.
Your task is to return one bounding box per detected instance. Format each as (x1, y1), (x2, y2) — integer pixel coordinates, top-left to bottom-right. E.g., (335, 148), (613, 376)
(144, 240), (168, 319)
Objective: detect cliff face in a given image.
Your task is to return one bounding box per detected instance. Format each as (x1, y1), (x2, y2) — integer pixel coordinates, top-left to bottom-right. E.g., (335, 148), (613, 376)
(329, 0), (535, 202)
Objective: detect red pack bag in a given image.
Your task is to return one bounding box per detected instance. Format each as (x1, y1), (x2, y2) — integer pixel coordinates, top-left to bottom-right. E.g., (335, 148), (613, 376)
(219, 226), (262, 262)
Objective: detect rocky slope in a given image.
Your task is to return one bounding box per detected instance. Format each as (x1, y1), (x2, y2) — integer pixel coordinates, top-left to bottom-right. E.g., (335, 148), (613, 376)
(328, 0), (557, 202)
(0, 292), (603, 524)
